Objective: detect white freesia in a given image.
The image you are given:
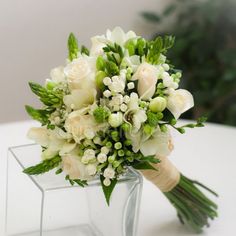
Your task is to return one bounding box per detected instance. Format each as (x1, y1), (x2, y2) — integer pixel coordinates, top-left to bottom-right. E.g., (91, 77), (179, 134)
(162, 72), (178, 89)
(140, 129), (172, 157)
(27, 127), (74, 160)
(64, 56), (96, 90)
(132, 63), (158, 100)
(133, 110), (147, 130)
(63, 88), (97, 110)
(90, 36), (106, 56)
(50, 66), (65, 83)
(95, 27), (137, 46)
(59, 142), (77, 156)
(62, 155), (90, 180)
(27, 127), (49, 147)
(125, 93), (147, 131)
(167, 89), (194, 119)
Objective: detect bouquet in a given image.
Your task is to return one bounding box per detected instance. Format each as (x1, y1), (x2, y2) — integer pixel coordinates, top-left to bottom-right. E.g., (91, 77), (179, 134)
(24, 27), (218, 232)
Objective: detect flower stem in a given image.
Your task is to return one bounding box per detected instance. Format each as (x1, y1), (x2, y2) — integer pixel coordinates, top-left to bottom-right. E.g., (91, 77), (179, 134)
(164, 174), (218, 232)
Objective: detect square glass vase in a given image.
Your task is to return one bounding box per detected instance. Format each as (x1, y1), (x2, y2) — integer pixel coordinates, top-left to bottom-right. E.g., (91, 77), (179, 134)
(6, 144), (143, 236)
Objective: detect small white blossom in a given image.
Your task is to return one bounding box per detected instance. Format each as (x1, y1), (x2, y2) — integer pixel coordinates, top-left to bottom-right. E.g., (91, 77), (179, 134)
(104, 166), (115, 179)
(162, 63), (170, 71)
(97, 153), (107, 163)
(84, 129), (95, 139)
(86, 164), (97, 176)
(103, 90), (112, 98)
(81, 155), (90, 164)
(127, 82), (135, 90)
(113, 105), (120, 111)
(84, 149), (96, 158)
(93, 136), (102, 145)
(108, 76), (125, 93)
(101, 146), (110, 155)
(54, 116), (61, 125)
(123, 95), (130, 104)
(103, 178), (111, 186)
(103, 77), (112, 86)
(120, 103), (128, 112)
(108, 112), (123, 127)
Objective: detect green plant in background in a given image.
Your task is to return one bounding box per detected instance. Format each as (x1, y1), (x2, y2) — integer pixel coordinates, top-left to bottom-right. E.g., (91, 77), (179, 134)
(142, 0), (236, 126)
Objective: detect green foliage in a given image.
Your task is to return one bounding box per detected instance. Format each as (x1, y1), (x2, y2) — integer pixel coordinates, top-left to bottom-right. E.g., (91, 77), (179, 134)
(172, 116), (207, 134)
(66, 175), (88, 187)
(103, 43), (124, 62)
(164, 174), (218, 232)
(143, 0), (236, 126)
(29, 82), (63, 107)
(23, 155), (62, 175)
(68, 33), (79, 61)
(147, 36), (175, 64)
(146, 111), (163, 127)
(132, 162), (157, 171)
(139, 155), (160, 164)
(105, 61), (119, 76)
(25, 105), (53, 125)
(93, 106), (110, 123)
(100, 175), (117, 205)
(81, 45), (90, 56)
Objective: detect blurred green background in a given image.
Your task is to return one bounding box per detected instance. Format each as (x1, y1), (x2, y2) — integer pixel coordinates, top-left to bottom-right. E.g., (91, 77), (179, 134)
(142, 0), (236, 126)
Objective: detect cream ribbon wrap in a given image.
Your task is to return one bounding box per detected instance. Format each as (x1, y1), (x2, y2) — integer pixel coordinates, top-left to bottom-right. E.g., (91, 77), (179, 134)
(141, 156), (180, 192)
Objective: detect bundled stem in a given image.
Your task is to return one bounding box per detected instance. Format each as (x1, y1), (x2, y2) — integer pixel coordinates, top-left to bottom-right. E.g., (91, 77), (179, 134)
(141, 157), (218, 232)
(164, 174), (218, 233)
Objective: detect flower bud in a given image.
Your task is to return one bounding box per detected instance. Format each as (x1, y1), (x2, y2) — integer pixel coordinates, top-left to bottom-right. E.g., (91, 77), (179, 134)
(149, 97), (167, 112)
(108, 112), (123, 128)
(95, 71), (107, 90)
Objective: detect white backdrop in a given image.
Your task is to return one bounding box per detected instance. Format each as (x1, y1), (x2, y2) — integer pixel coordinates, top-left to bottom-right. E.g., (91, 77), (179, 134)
(0, 0), (172, 123)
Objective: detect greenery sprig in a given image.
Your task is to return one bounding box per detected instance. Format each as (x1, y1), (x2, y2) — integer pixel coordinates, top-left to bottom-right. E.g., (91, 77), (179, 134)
(23, 155), (62, 175)
(68, 33), (79, 61)
(29, 82), (63, 107)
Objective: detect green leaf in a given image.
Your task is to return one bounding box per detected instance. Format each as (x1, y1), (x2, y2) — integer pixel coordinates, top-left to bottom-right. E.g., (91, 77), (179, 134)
(147, 36), (163, 64)
(25, 105), (50, 124)
(29, 82), (62, 107)
(133, 161), (157, 171)
(139, 155), (160, 164)
(23, 155), (61, 175)
(68, 33), (79, 61)
(73, 179), (88, 187)
(100, 175), (117, 206)
(105, 61), (119, 76)
(81, 45), (90, 56)
(141, 12), (161, 22)
(162, 4), (177, 17)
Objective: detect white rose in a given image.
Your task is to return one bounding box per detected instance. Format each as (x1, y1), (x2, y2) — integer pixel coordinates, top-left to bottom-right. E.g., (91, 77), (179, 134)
(63, 88), (97, 110)
(64, 56), (96, 90)
(65, 109), (105, 143)
(167, 89), (194, 119)
(50, 66), (65, 83)
(140, 129), (172, 157)
(132, 63), (158, 100)
(62, 155), (90, 180)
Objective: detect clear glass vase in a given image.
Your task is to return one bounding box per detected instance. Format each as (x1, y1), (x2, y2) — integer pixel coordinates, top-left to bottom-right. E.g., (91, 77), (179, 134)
(6, 144), (143, 236)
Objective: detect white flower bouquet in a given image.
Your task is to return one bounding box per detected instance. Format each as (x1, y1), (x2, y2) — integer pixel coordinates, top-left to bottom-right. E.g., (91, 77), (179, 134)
(24, 27), (218, 232)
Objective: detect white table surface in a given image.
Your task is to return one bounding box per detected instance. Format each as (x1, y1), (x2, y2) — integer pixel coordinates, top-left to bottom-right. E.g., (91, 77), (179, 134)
(0, 120), (236, 236)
